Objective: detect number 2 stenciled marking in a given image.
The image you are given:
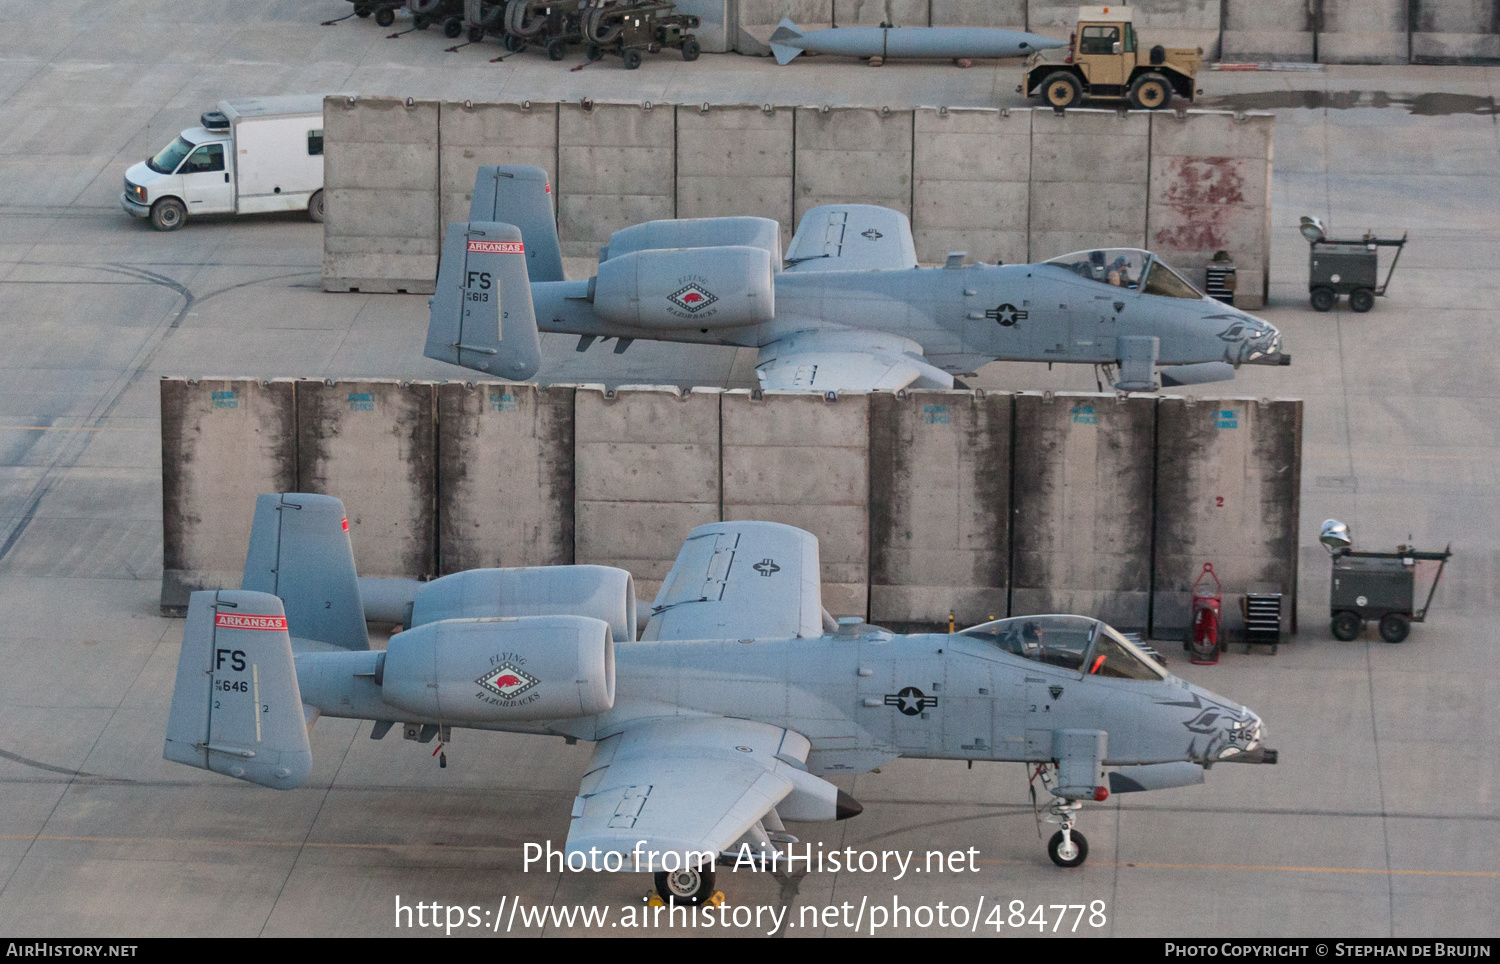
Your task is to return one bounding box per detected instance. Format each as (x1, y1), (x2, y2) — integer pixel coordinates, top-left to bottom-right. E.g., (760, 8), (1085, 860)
(1215, 496), (1224, 507)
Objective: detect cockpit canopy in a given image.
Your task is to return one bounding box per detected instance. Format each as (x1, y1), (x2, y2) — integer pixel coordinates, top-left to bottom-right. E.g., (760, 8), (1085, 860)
(959, 614), (1169, 681)
(1043, 248), (1205, 301)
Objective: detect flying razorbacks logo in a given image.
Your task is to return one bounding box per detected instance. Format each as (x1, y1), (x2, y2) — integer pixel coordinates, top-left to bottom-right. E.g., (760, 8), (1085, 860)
(477, 662), (539, 700)
(668, 283), (718, 313)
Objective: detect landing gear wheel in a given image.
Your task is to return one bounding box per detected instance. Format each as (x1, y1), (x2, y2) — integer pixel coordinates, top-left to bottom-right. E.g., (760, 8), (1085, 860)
(1048, 830), (1088, 868)
(149, 197), (186, 232)
(1349, 287), (1375, 313)
(374, 6), (396, 26)
(443, 16), (463, 37)
(308, 189), (325, 224)
(413, 13), (431, 29)
(1310, 286), (1337, 312)
(502, 32), (525, 52)
(654, 866), (716, 905)
(585, 43), (603, 61)
(1041, 71), (1082, 109)
(1128, 72), (1172, 110)
(547, 38), (567, 60)
(1331, 610), (1363, 641)
(1378, 612), (1411, 643)
(623, 47), (642, 69)
(681, 37), (700, 61)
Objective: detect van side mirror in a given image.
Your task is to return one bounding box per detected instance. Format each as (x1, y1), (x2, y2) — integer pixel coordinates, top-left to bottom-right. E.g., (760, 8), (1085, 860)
(1112, 41), (1121, 54)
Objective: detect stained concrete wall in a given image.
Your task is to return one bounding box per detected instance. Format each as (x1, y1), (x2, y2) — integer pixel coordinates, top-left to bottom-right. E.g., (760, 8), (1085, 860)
(794, 107), (914, 224)
(296, 380), (437, 579)
(1029, 109), (1150, 259)
(1152, 397), (1302, 637)
(675, 105), (796, 246)
(436, 383), (574, 574)
(1147, 111), (1274, 310)
(1410, 0), (1500, 62)
(438, 101), (558, 235)
(722, 390), (869, 617)
(912, 108), (1031, 266)
(557, 103), (677, 260)
(159, 378), (297, 613)
(1029, 0), (1222, 49)
(835, 0), (932, 23)
(869, 390), (1011, 629)
(931, 0), (1027, 27)
(322, 96), (440, 294)
(1222, 0), (1315, 60)
(736, 0), (834, 53)
(1317, 0), (1412, 63)
(573, 387), (722, 603)
(1011, 392), (1157, 630)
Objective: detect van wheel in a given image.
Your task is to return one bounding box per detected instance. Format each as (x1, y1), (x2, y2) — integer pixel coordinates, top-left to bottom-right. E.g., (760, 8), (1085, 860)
(1129, 72), (1172, 110)
(150, 198), (186, 232)
(308, 190), (325, 223)
(1041, 71), (1082, 109)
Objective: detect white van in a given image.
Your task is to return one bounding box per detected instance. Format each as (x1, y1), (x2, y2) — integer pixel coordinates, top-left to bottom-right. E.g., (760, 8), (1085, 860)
(122, 95), (326, 231)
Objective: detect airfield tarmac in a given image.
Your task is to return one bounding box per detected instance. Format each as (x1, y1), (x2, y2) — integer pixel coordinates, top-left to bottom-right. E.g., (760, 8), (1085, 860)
(0, 1), (1497, 939)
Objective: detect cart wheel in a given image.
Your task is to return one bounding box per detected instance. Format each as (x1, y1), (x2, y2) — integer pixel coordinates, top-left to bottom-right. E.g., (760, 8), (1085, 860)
(502, 33), (526, 51)
(375, 6), (396, 27)
(681, 37), (700, 61)
(1378, 612), (1411, 643)
(1331, 610), (1363, 641)
(1310, 287), (1337, 312)
(468, 24), (485, 42)
(623, 47), (642, 69)
(547, 38), (568, 60)
(413, 13), (431, 29)
(443, 16), (463, 37)
(355, 4), (372, 16)
(1349, 287), (1375, 313)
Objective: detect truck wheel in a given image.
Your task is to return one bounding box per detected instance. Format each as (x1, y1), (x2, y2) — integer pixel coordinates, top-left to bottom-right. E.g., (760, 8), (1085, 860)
(308, 190), (325, 224)
(374, 6), (395, 26)
(1331, 611), (1363, 641)
(443, 16), (462, 37)
(1129, 72), (1172, 110)
(1041, 72), (1082, 109)
(547, 38), (567, 60)
(681, 37), (700, 61)
(1378, 613), (1411, 643)
(150, 198), (186, 232)
(623, 47), (642, 69)
(1310, 286), (1337, 312)
(1349, 288), (1375, 313)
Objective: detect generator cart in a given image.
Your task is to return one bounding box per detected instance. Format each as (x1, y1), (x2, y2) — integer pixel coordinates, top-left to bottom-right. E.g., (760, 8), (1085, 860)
(1300, 216), (1407, 313)
(1321, 521), (1451, 643)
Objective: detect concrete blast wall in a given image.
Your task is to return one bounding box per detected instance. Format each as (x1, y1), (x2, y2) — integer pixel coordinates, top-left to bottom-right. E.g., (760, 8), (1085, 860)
(558, 103), (676, 260)
(1011, 392), (1157, 631)
(438, 102), (558, 233)
(794, 107), (913, 224)
(1318, 0), (1411, 63)
(675, 105), (795, 246)
(322, 96), (439, 294)
(913, 108), (1031, 267)
(1030, 110), (1150, 260)
(1222, 0), (1315, 60)
(1410, 0), (1500, 62)
(869, 391), (1011, 629)
(437, 384), (574, 573)
(1153, 397), (1303, 637)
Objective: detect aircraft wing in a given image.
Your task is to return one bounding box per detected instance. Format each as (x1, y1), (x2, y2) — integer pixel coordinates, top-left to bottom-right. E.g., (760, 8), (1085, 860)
(754, 329), (955, 392)
(565, 716), (815, 868)
(643, 521), (823, 641)
(783, 204), (917, 272)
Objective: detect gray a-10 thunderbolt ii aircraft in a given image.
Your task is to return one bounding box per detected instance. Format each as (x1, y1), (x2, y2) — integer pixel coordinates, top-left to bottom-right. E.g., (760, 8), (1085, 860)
(164, 492), (1277, 905)
(423, 165), (1289, 392)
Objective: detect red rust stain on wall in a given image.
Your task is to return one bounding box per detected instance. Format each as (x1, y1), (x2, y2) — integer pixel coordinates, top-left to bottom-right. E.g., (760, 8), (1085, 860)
(1153, 157), (1245, 251)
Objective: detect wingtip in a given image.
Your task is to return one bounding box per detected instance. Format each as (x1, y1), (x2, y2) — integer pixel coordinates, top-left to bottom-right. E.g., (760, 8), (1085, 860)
(835, 789), (863, 820)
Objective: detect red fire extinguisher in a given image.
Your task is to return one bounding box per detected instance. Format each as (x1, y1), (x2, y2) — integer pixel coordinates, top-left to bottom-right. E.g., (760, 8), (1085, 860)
(1189, 563), (1222, 665)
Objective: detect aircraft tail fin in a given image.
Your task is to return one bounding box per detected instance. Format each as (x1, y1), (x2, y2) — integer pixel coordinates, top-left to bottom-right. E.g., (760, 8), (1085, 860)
(769, 18), (804, 64)
(469, 165), (564, 283)
(242, 493), (369, 651)
(424, 220), (543, 379)
(163, 589), (313, 790)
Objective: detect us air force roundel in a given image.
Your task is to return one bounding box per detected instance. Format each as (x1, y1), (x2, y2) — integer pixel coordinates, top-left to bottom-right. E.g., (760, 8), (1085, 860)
(884, 687), (939, 716)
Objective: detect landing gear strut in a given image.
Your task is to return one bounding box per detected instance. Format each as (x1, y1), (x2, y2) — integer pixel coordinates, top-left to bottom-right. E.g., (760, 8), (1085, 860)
(1033, 764), (1091, 868)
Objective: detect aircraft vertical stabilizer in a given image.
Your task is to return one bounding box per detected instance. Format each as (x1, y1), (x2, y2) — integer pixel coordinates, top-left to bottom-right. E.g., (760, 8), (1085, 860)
(469, 165), (564, 284)
(242, 493), (369, 651)
(424, 221), (542, 380)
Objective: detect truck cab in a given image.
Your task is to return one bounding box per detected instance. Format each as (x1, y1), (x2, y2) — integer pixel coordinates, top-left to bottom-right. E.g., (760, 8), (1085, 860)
(122, 95), (326, 231)
(1021, 6), (1201, 110)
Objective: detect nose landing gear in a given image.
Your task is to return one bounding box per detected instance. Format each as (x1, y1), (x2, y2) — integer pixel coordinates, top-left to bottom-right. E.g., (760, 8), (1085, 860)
(1031, 763), (1095, 867)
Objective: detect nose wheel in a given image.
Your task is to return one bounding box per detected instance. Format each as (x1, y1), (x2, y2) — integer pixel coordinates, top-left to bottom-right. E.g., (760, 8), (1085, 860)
(1048, 828), (1088, 867)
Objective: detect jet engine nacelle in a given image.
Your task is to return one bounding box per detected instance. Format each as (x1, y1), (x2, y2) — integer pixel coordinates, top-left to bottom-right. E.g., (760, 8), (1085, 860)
(591, 245), (775, 329)
(410, 565), (636, 642)
(381, 615), (615, 722)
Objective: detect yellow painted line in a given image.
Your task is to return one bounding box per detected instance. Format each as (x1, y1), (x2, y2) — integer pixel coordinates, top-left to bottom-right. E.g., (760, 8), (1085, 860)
(0, 425), (155, 433)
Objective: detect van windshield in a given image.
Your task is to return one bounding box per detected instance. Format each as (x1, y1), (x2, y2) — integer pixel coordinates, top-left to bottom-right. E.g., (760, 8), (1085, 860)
(147, 135), (195, 175)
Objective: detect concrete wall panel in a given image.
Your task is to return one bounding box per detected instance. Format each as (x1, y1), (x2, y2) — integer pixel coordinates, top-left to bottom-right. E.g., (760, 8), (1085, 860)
(574, 387), (721, 602)
(675, 105), (795, 246)
(1222, 0), (1314, 60)
(1317, 0), (1410, 63)
(558, 104), (677, 260)
(1029, 109), (1149, 259)
(835, 0), (931, 24)
(722, 391), (869, 617)
(1011, 392), (1156, 630)
(1411, 0), (1500, 62)
(913, 108), (1031, 266)
(1152, 397), (1302, 636)
(439, 102), (558, 234)
(737, 1), (835, 54)
(322, 96), (440, 294)
(1147, 111), (1274, 309)
(296, 380), (437, 579)
(160, 378), (297, 613)
(672, 0), (733, 52)
(1029, 0), (1220, 48)
(437, 383), (574, 574)
(869, 390), (1011, 629)
(931, 0), (1026, 27)
(794, 108), (913, 224)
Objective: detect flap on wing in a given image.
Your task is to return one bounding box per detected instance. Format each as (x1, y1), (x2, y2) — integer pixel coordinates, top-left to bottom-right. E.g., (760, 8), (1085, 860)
(644, 521), (822, 641)
(566, 717), (807, 867)
(784, 205), (917, 272)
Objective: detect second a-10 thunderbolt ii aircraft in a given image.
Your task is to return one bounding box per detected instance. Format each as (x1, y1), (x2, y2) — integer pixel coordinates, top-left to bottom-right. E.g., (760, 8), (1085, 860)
(423, 165), (1289, 392)
(163, 493), (1277, 905)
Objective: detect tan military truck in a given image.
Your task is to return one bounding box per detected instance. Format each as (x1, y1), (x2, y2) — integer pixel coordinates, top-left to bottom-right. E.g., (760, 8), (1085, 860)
(1020, 6), (1202, 110)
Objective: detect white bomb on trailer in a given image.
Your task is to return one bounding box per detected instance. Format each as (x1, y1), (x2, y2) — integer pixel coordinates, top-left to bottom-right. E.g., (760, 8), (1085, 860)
(121, 95), (329, 231)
